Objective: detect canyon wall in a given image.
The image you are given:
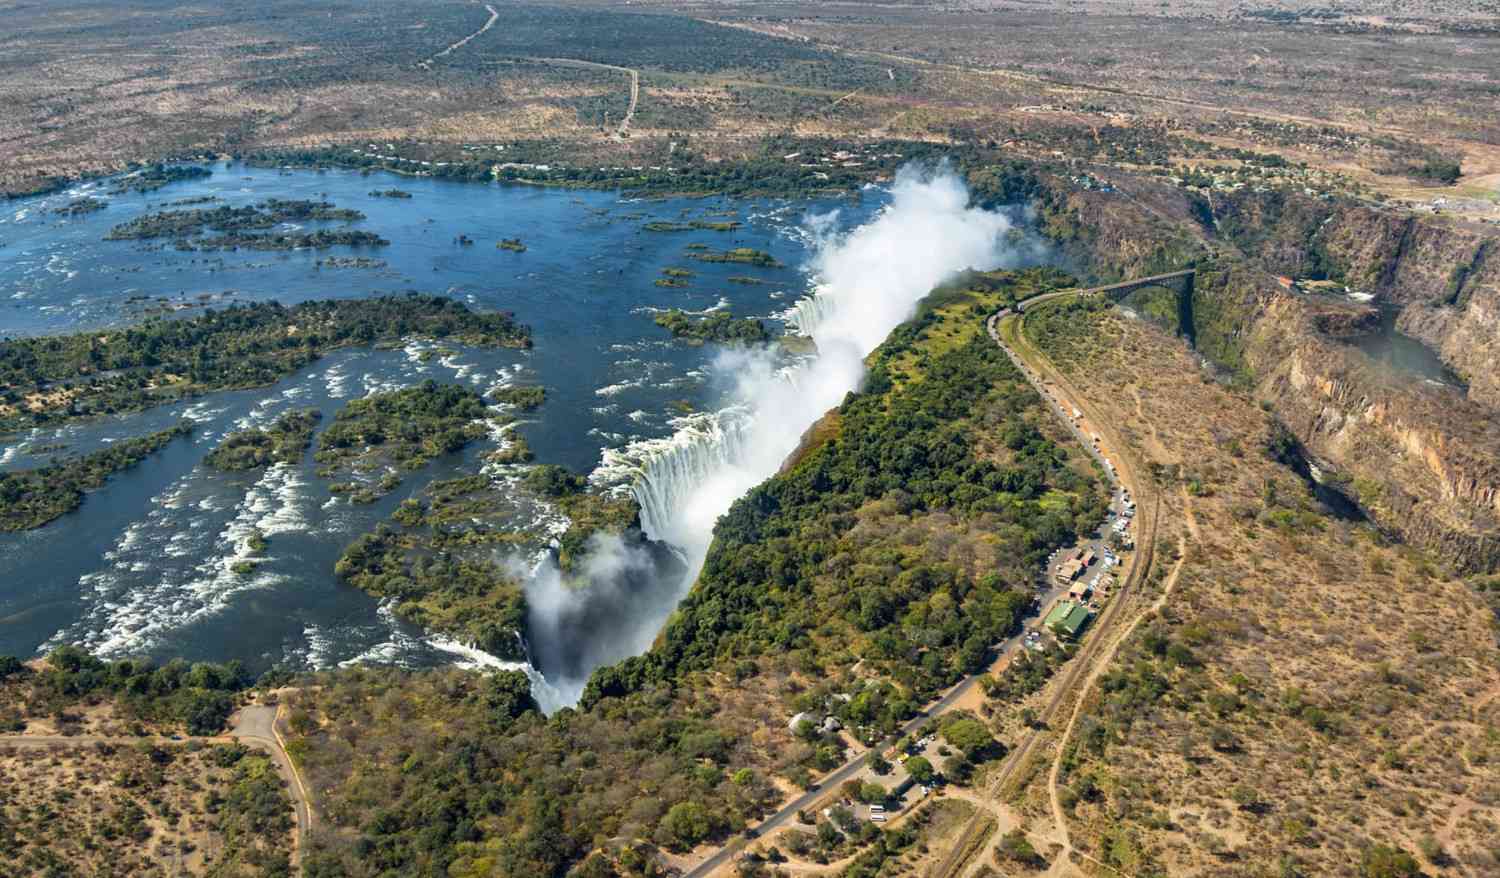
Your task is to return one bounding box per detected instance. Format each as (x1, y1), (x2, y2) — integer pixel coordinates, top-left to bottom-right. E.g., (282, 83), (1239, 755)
(1033, 170), (1500, 571)
(1210, 189), (1500, 410)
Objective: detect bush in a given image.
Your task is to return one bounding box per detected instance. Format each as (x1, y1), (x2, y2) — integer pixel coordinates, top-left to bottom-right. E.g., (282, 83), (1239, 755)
(1361, 844), (1421, 878)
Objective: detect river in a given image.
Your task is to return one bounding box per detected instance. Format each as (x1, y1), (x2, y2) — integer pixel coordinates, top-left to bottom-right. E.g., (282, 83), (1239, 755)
(0, 163), (879, 677)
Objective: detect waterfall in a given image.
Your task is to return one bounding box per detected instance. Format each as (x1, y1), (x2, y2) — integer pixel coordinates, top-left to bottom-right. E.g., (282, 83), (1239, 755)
(594, 407), (754, 548)
(546, 164), (1022, 710)
(784, 283), (838, 339)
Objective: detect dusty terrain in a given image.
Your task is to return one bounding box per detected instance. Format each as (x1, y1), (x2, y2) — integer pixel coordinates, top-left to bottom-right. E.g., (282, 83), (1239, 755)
(4, 0), (1498, 223)
(1007, 303), (1500, 876)
(0, 732), (295, 877)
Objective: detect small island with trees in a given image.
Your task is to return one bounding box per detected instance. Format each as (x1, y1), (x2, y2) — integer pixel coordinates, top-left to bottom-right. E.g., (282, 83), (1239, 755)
(0, 294), (531, 435)
(0, 422), (193, 530)
(644, 219), (741, 232)
(315, 381), (490, 502)
(108, 163), (212, 194)
(687, 247), (782, 267)
(104, 198), (383, 251)
(204, 408), (321, 471)
(653, 309), (772, 345)
(489, 385), (546, 410)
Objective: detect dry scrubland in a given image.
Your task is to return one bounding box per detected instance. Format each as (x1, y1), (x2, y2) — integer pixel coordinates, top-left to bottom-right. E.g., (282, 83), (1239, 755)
(1019, 304), (1500, 876)
(0, 738), (293, 877)
(4, 0), (1499, 216)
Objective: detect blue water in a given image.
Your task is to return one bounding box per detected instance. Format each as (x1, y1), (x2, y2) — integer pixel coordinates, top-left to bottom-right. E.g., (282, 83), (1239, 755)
(0, 164), (881, 671)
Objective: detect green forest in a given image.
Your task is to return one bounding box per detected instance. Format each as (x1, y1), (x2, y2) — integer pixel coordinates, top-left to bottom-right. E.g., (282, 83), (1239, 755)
(105, 199), (364, 241)
(1, 646), (253, 736)
(0, 422), (192, 530)
(653, 309), (772, 345)
(334, 474), (532, 658)
(0, 294), (529, 433)
(283, 269), (1105, 877)
(315, 381), (490, 501)
(588, 271), (1106, 711)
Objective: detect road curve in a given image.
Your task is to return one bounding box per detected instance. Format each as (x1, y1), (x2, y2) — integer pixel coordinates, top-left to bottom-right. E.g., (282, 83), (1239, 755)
(687, 290), (1155, 877)
(531, 57), (640, 139)
(419, 3), (499, 68)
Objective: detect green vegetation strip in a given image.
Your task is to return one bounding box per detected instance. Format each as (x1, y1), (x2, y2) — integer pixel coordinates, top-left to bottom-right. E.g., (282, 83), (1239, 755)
(105, 199), (364, 241)
(653, 309), (771, 345)
(0, 646), (252, 735)
(687, 247), (781, 267)
(316, 381), (489, 502)
(0, 293), (530, 434)
(0, 422), (192, 530)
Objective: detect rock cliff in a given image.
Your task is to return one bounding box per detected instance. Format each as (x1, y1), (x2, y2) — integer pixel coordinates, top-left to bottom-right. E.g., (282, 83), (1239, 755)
(1030, 170), (1500, 571)
(1211, 189), (1500, 409)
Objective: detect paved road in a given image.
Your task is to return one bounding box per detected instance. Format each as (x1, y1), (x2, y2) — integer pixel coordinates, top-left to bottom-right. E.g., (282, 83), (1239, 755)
(684, 666), (995, 877)
(231, 704), (314, 846)
(687, 291), (1148, 877)
(922, 301), (1162, 878)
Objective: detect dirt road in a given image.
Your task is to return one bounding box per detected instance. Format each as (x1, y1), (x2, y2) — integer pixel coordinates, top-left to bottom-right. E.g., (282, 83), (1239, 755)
(532, 57), (640, 139)
(420, 3), (499, 69)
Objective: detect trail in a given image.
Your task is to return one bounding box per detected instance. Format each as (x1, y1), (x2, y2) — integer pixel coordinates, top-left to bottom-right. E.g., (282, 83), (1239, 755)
(1042, 488), (1196, 870)
(419, 3), (499, 69)
(0, 703), (313, 867)
(531, 57), (640, 139)
(684, 300), (1131, 877)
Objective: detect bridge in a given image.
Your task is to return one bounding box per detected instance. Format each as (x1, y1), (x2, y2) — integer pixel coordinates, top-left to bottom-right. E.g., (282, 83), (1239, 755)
(1015, 268), (1196, 313)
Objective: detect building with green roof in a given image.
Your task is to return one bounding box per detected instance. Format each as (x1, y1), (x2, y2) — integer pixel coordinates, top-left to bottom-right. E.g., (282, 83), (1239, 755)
(1044, 599), (1093, 640)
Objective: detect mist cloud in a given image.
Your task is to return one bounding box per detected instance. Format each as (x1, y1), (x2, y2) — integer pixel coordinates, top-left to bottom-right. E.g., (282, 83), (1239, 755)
(526, 163), (1030, 710)
(662, 163), (1021, 557)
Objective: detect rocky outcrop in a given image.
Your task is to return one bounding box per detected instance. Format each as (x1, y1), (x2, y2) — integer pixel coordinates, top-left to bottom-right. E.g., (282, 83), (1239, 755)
(1032, 171), (1500, 571)
(1211, 189), (1500, 409)
(1189, 264), (1500, 571)
(1033, 172), (1211, 281)
(1309, 301), (1381, 338)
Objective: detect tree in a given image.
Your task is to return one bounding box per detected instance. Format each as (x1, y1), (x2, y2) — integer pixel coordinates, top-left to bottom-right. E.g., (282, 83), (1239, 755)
(867, 752), (892, 775)
(661, 801), (713, 849)
(940, 717), (997, 757)
(859, 782), (887, 804)
(816, 819), (843, 848)
(904, 755), (934, 783)
(942, 754), (972, 785)
(997, 828), (1043, 868)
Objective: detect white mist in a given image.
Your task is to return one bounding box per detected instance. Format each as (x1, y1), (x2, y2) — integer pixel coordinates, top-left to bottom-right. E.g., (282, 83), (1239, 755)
(529, 164), (1024, 710)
